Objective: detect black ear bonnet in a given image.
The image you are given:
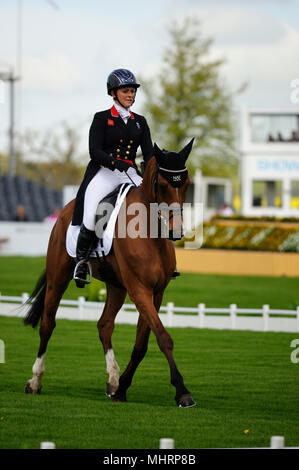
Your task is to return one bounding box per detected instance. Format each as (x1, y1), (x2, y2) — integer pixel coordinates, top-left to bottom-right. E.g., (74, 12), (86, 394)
(153, 139), (194, 188)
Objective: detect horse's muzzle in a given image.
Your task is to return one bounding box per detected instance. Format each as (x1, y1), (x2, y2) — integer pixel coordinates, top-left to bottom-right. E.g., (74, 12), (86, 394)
(158, 205), (184, 241)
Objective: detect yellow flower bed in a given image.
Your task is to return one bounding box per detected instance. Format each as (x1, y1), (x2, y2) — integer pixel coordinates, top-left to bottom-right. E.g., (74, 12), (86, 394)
(178, 222), (299, 252)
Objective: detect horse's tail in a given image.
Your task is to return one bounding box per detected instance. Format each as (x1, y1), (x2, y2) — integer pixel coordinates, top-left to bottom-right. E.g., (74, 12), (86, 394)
(23, 270), (47, 328)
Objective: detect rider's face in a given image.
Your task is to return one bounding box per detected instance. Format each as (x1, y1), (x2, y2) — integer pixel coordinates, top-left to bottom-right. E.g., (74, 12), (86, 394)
(112, 87), (136, 108)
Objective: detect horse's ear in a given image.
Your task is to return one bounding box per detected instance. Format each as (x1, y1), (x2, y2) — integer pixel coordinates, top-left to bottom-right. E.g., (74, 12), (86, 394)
(179, 138), (194, 162)
(153, 142), (165, 164)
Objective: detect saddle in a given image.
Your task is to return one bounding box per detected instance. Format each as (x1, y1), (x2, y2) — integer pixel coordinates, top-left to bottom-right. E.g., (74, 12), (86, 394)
(95, 183), (131, 288)
(66, 183), (132, 260)
(95, 183), (129, 250)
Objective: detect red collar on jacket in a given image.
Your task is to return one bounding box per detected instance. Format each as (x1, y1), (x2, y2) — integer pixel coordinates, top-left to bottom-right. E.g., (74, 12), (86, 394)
(111, 105), (134, 119)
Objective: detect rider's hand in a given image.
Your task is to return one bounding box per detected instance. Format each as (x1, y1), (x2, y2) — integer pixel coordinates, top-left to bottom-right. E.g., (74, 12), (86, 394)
(113, 159), (133, 172)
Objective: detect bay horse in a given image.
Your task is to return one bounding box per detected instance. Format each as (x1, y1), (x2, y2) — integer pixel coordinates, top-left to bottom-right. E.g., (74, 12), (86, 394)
(23, 140), (196, 408)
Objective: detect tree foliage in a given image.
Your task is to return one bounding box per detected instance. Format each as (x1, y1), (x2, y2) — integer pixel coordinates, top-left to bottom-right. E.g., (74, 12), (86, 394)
(15, 121), (87, 189)
(142, 17), (242, 178)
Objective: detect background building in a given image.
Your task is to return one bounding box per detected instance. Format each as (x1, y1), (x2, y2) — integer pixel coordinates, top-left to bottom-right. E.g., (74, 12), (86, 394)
(240, 107), (299, 218)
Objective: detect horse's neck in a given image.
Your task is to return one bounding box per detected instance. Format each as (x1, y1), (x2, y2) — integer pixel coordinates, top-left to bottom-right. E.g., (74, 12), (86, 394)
(126, 181), (161, 242)
(138, 181), (151, 203)
(125, 176), (171, 249)
(139, 159), (156, 202)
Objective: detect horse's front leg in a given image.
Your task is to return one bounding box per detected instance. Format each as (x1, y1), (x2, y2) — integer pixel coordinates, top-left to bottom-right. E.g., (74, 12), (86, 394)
(112, 314), (151, 402)
(128, 288), (196, 407)
(112, 292), (163, 402)
(97, 282), (127, 397)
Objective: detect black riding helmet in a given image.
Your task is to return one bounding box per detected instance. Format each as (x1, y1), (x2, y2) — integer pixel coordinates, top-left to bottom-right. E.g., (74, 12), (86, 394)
(107, 69), (140, 102)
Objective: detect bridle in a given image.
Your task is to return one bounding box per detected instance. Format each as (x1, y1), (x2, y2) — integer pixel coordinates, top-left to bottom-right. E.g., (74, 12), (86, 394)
(153, 164), (185, 223)
(125, 162), (186, 227)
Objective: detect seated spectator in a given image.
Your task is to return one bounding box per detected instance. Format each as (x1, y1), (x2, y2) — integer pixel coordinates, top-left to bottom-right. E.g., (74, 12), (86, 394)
(14, 205), (28, 221)
(44, 207), (61, 224)
(268, 133), (275, 142)
(290, 130), (299, 141)
(219, 203), (234, 217)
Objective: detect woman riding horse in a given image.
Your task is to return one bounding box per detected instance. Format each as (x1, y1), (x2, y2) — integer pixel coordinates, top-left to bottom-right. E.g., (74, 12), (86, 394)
(23, 70), (196, 408)
(23, 140), (196, 407)
(72, 68), (153, 287)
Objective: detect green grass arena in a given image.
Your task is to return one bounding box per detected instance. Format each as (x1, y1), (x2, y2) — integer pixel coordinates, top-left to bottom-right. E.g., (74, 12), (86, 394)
(0, 256), (299, 449)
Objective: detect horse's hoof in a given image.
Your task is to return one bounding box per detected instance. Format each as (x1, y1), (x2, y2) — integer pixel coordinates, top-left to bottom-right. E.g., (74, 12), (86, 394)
(24, 381), (41, 395)
(111, 389), (127, 402)
(106, 382), (118, 398)
(176, 393), (196, 408)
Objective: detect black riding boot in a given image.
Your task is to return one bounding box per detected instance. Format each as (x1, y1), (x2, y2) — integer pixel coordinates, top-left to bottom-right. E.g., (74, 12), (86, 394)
(74, 225), (98, 288)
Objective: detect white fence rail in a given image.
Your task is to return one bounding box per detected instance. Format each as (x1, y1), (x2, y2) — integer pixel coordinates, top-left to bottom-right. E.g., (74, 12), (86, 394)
(1, 293), (299, 332)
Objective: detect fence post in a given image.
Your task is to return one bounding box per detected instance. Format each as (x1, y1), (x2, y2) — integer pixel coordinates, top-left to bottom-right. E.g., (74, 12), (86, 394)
(22, 292), (29, 304)
(198, 303), (205, 329)
(230, 304), (237, 330)
(166, 302), (174, 327)
(40, 441), (56, 449)
(0, 339), (4, 364)
(160, 438), (174, 449)
(270, 436), (284, 449)
(263, 304), (269, 332)
(78, 296), (85, 320)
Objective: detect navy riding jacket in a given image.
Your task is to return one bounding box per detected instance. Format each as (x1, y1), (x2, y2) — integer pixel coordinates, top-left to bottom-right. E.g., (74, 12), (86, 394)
(72, 106), (153, 226)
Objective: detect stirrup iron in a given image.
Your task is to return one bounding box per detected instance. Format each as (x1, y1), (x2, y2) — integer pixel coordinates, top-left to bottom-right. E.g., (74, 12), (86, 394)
(73, 260), (92, 285)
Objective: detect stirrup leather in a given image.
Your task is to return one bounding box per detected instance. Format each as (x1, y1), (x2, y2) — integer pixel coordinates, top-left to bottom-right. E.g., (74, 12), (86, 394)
(73, 259), (92, 285)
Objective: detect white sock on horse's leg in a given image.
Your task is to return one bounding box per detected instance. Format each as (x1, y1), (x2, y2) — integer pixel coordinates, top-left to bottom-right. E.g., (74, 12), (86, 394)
(105, 349), (120, 395)
(28, 353), (46, 393)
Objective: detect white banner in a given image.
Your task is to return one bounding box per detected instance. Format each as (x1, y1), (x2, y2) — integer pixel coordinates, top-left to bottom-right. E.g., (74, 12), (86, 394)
(0, 222), (53, 256)
(245, 155), (299, 179)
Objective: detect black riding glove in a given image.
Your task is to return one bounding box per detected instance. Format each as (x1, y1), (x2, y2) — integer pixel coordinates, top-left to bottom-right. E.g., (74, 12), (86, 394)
(113, 159), (133, 172)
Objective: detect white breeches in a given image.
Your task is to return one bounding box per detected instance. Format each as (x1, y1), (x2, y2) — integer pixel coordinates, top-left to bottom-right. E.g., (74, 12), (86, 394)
(83, 166), (142, 231)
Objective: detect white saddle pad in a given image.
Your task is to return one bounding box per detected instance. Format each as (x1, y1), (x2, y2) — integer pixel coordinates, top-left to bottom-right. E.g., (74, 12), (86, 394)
(66, 183), (132, 258)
